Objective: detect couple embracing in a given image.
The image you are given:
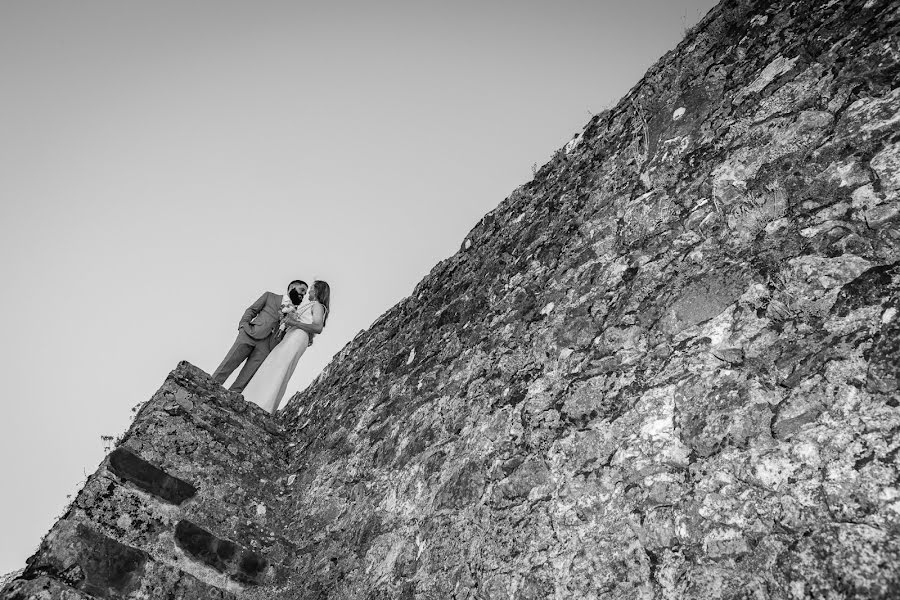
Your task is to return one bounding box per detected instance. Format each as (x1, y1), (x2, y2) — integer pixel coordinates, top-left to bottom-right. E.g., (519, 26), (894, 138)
(212, 280), (331, 413)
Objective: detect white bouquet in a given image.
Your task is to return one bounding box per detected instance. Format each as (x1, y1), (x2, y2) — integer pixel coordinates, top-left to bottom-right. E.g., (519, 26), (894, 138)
(279, 295), (300, 333)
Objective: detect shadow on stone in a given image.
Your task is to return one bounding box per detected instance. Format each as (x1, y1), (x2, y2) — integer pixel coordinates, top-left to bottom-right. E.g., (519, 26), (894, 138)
(108, 448), (197, 505)
(174, 520), (267, 585)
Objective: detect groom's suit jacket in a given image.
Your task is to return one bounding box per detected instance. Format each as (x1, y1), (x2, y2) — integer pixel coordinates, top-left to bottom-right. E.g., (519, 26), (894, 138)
(240, 292), (284, 341)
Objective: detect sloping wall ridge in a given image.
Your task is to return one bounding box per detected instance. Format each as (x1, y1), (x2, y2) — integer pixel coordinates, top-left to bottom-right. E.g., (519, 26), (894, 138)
(2, 363), (290, 600)
(4, 0), (900, 598)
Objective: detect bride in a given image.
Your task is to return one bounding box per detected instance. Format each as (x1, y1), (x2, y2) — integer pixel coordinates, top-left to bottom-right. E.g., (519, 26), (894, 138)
(242, 280), (330, 413)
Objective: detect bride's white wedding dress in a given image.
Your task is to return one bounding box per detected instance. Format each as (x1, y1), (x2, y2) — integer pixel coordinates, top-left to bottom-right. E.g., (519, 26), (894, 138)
(242, 300), (316, 413)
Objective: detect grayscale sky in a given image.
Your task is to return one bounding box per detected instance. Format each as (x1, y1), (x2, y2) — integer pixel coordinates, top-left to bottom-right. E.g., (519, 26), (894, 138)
(0, 0), (718, 573)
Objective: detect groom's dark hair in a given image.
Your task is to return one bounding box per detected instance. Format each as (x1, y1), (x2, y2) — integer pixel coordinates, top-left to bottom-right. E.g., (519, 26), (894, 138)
(288, 280), (308, 289)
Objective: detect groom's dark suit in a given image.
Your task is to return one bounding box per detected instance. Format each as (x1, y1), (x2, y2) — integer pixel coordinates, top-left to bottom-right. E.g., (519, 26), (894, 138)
(212, 291), (284, 392)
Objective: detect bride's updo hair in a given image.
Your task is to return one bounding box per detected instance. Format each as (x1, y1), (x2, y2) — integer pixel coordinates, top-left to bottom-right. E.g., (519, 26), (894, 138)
(313, 280), (331, 325)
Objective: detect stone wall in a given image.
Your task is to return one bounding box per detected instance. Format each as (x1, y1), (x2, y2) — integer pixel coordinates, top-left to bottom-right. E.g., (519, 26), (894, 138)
(274, 0), (900, 597)
(3, 0), (899, 598)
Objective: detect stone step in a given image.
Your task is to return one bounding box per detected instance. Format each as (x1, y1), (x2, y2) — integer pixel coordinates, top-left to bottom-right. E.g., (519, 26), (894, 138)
(61, 472), (287, 591)
(174, 520), (269, 586)
(2, 521), (238, 600)
(107, 447), (197, 505)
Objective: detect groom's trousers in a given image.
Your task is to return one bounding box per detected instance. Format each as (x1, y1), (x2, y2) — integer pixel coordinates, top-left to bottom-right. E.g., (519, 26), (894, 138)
(212, 330), (276, 393)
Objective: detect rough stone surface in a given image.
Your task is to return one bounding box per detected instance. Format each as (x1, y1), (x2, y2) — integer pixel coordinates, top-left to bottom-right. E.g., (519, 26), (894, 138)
(3, 0), (899, 598)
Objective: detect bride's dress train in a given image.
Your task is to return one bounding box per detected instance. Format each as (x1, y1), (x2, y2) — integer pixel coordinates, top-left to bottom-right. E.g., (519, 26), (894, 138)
(241, 301), (314, 413)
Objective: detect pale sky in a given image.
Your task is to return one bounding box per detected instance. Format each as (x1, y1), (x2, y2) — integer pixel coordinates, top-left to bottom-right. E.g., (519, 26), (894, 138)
(0, 0), (717, 573)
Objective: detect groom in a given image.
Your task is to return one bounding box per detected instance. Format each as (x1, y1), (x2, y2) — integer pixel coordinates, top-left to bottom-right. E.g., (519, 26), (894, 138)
(212, 280), (308, 392)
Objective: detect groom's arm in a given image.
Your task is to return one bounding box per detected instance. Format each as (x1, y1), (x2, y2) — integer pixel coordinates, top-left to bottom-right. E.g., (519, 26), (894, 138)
(284, 321), (323, 335)
(239, 293), (268, 329)
(283, 305), (325, 334)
